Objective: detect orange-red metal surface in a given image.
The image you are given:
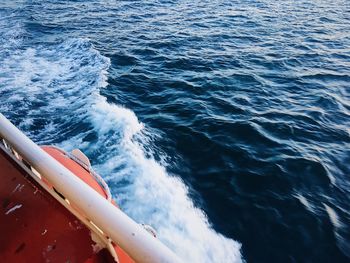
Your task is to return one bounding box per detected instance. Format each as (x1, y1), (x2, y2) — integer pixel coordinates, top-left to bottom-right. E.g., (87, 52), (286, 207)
(41, 146), (108, 199)
(0, 147), (134, 263)
(0, 148), (98, 262)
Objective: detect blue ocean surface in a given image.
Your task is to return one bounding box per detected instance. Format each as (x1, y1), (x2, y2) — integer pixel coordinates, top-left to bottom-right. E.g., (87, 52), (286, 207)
(0, 1), (349, 262)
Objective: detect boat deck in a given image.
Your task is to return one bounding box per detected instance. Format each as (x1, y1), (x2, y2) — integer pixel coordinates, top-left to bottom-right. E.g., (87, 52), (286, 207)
(0, 148), (115, 263)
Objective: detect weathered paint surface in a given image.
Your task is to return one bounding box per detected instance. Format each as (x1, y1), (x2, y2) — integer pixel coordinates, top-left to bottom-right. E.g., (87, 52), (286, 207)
(0, 148), (133, 263)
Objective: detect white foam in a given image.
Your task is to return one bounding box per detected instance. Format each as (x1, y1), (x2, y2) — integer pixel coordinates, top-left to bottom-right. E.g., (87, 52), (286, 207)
(0, 23), (242, 261)
(90, 98), (242, 262)
(294, 193), (315, 213)
(323, 203), (342, 229)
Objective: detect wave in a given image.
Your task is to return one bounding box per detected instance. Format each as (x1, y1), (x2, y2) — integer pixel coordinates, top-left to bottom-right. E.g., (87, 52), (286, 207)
(0, 20), (242, 262)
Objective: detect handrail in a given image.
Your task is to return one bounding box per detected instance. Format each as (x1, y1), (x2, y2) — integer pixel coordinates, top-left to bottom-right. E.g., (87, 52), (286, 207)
(42, 145), (113, 202)
(0, 113), (181, 263)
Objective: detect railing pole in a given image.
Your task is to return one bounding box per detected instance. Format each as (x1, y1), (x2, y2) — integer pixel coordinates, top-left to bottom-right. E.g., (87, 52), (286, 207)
(0, 113), (181, 263)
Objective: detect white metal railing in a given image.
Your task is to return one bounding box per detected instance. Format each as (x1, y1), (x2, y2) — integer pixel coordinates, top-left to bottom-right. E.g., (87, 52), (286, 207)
(42, 145), (113, 201)
(0, 113), (181, 263)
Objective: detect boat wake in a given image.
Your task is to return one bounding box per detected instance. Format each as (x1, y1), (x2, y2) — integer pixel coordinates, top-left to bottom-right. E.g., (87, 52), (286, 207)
(0, 16), (242, 263)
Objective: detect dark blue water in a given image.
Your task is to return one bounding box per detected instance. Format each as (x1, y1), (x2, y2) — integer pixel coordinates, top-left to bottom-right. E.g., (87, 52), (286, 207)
(1, 1), (349, 262)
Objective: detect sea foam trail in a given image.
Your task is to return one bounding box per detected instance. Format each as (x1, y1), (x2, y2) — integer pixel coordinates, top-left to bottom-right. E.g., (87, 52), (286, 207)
(0, 26), (242, 261)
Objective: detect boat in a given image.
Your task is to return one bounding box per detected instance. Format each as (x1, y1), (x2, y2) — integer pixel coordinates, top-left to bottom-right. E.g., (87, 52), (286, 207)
(0, 113), (180, 263)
